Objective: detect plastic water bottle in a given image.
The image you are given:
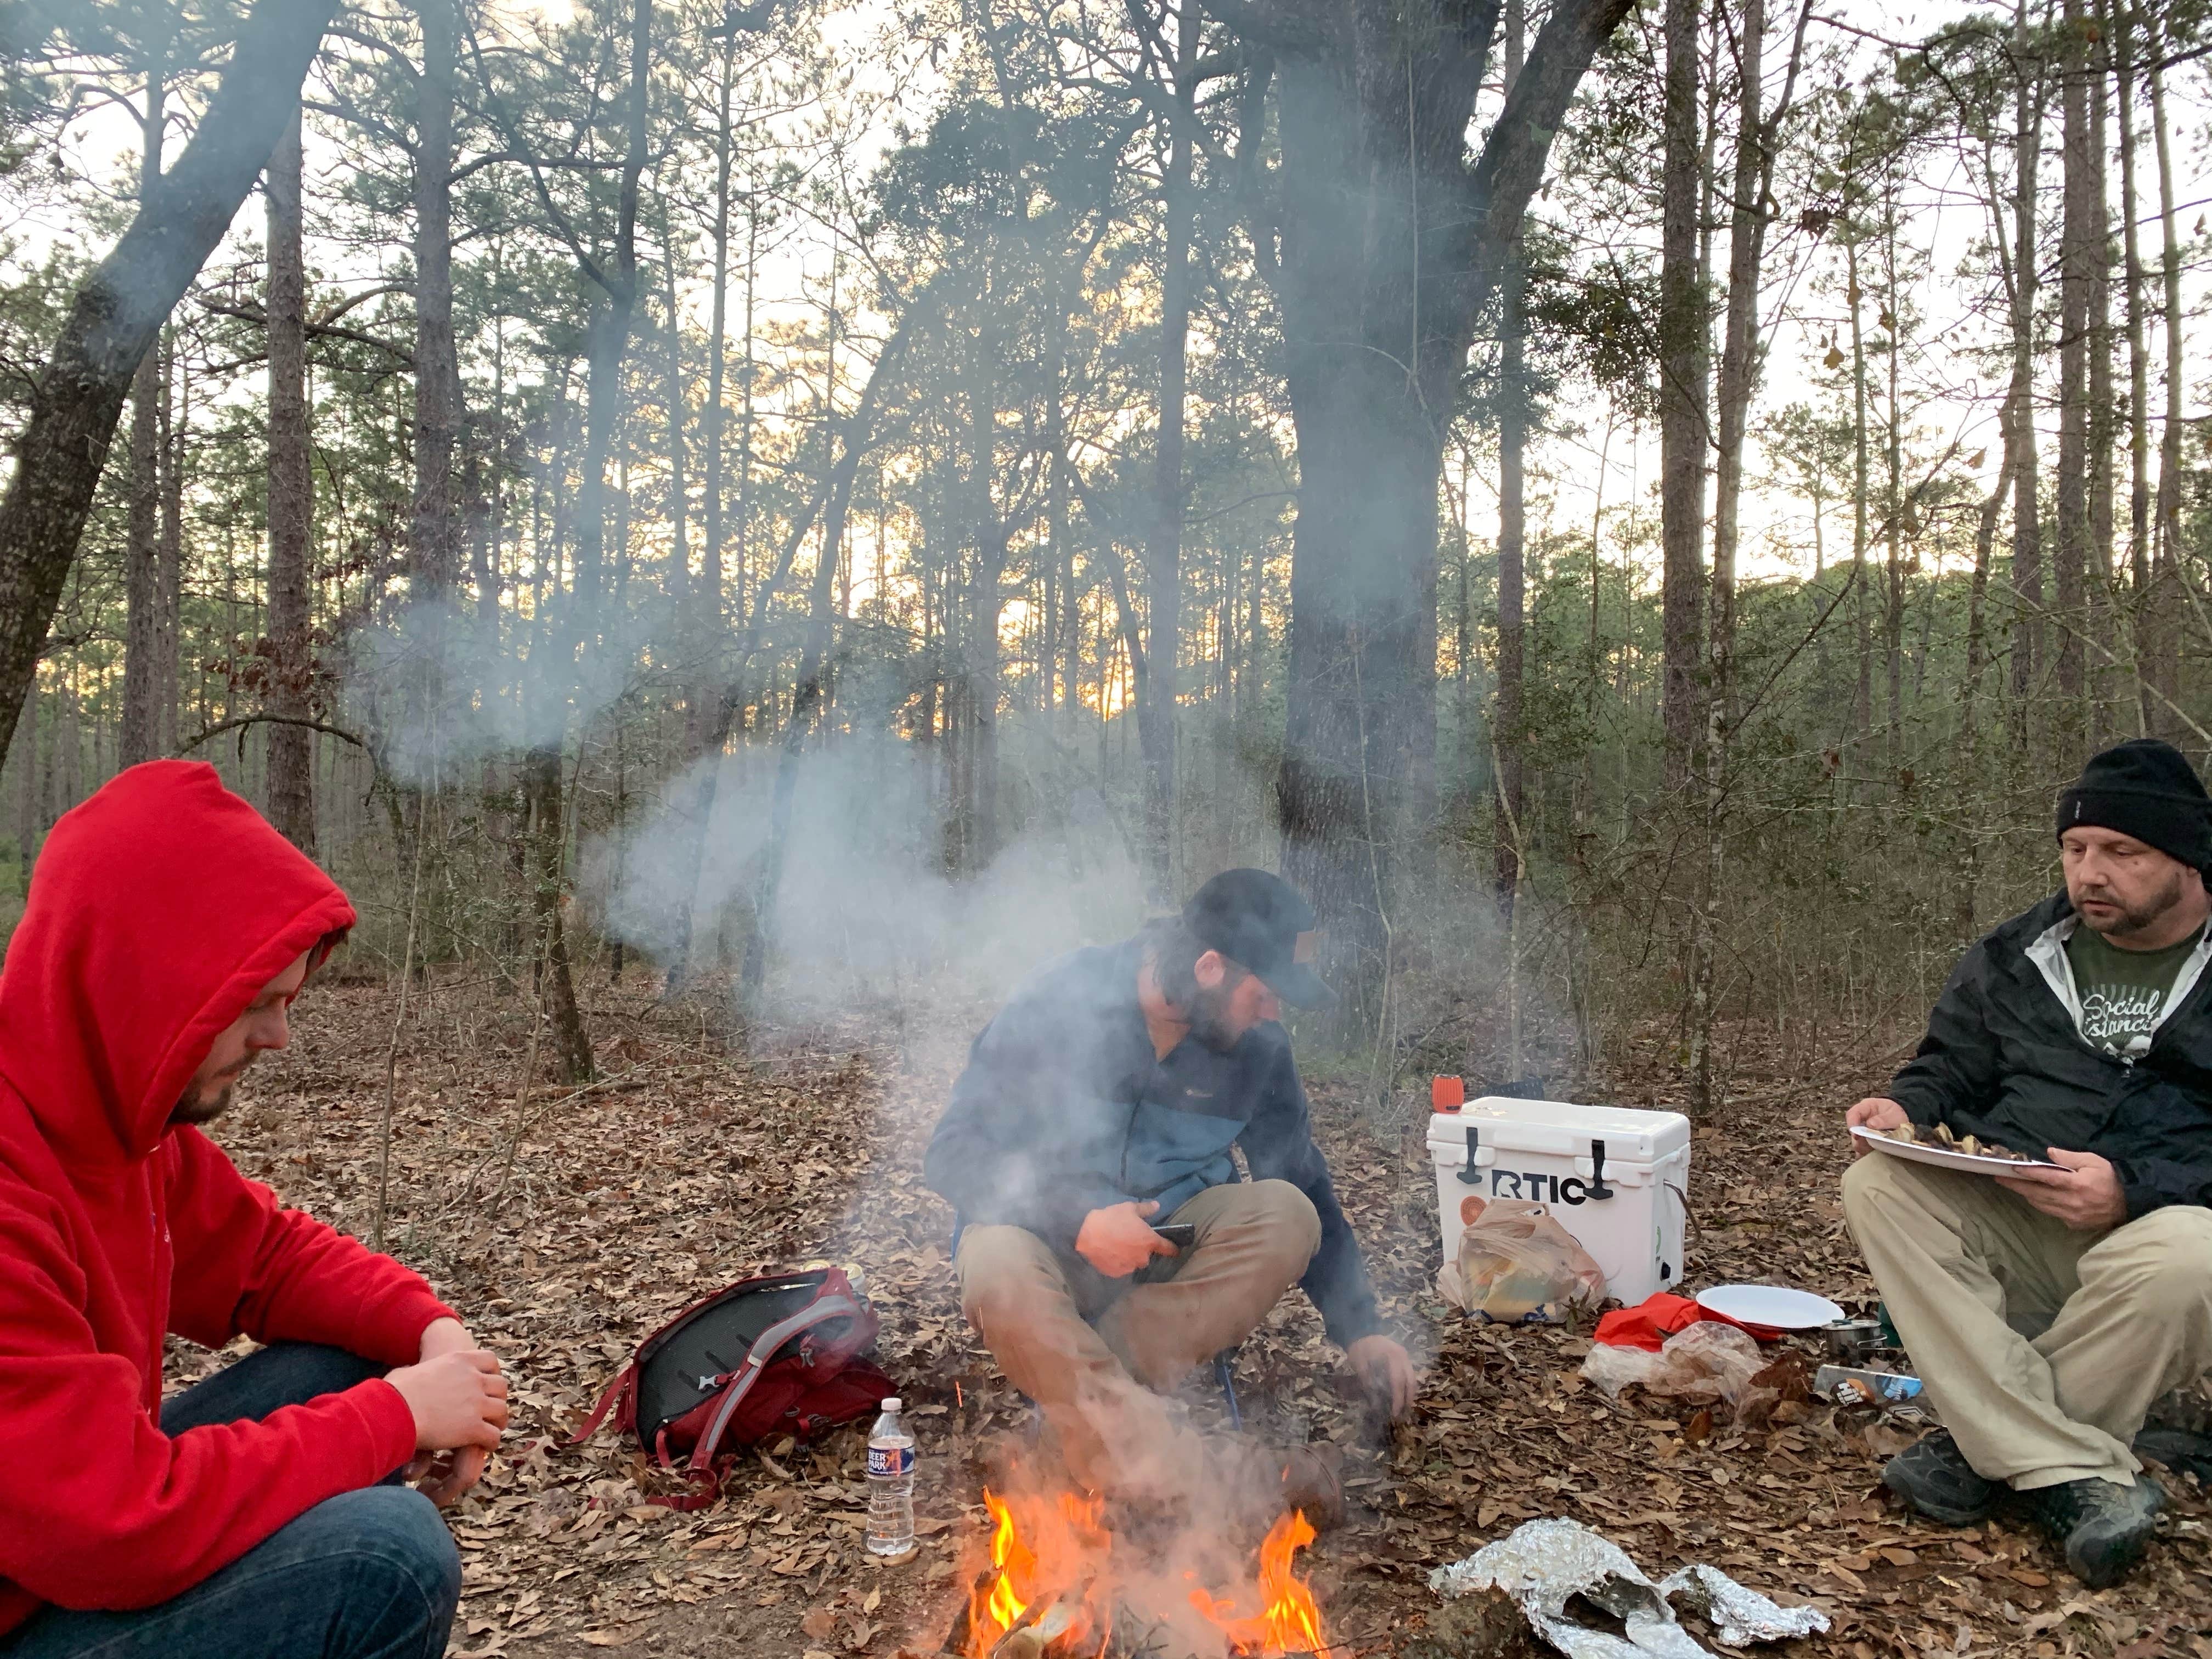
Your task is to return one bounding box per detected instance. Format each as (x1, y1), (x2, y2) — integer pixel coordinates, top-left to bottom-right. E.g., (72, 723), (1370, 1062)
(866, 1396), (916, 1556)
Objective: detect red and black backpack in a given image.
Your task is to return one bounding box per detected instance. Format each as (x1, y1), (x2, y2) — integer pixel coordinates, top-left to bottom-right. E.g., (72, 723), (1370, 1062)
(568, 1265), (894, 1508)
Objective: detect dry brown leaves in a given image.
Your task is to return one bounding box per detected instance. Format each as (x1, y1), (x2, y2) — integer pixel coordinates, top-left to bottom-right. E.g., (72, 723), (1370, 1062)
(164, 988), (2210, 1659)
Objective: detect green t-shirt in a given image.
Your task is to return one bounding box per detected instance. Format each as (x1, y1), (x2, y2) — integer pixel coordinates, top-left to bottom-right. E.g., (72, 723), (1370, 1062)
(2063, 924), (2202, 1055)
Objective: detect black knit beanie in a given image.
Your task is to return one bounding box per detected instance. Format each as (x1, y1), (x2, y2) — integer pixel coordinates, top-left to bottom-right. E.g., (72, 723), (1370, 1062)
(2056, 738), (2212, 871)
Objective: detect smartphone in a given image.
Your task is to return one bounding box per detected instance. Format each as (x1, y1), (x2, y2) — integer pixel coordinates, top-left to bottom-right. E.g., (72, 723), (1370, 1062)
(1152, 1222), (1197, 1248)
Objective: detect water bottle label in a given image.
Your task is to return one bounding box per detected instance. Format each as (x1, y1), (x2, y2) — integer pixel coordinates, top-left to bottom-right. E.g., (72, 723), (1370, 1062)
(868, 1443), (914, 1478)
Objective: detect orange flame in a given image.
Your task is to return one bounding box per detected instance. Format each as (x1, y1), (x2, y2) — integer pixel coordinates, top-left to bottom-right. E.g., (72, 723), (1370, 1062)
(969, 1490), (1112, 1656)
(1186, 1511), (1325, 1655)
(967, 1491), (1324, 1658)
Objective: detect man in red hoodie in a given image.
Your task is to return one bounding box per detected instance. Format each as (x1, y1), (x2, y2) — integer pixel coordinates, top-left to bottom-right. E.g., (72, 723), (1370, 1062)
(0, 763), (509, 1657)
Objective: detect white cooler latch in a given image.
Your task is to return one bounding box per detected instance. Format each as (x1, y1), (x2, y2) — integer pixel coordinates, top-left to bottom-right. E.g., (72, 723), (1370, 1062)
(1455, 1125), (1483, 1185)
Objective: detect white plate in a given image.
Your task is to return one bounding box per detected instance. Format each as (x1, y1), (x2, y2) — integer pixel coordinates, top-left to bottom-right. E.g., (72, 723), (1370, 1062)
(1695, 1283), (1846, 1329)
(1852, 1125), (2063, 1175)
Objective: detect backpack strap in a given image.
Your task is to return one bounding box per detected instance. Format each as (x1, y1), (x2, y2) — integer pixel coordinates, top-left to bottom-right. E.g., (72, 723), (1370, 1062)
(565, 1364), (636, 1448)
(683, 1294), (866, 1481)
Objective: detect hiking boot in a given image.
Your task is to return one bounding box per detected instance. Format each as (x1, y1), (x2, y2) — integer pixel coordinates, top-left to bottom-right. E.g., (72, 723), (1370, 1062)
(1882, 1430), (1997, 1526)
(2023, 1475), (2164, 1589)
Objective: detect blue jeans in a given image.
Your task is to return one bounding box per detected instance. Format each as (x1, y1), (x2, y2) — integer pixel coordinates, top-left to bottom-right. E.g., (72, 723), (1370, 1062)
(2, 1345), (460, 1658)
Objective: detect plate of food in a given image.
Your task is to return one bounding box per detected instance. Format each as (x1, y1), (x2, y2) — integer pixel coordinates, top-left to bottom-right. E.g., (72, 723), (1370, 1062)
(1853, 1121), (2063, 1174)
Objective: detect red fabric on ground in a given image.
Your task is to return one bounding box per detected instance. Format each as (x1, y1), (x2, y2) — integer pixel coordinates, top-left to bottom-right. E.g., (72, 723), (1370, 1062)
(1594, 1293), (1708, 1350)
(1594, 1291), (1785, 1348)
(0, 763), (453, 1633)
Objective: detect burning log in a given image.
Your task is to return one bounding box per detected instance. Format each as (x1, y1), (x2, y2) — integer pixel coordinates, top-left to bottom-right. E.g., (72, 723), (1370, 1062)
(988, 1574), (1094, 1659)
(943, 1569), (996, 1656)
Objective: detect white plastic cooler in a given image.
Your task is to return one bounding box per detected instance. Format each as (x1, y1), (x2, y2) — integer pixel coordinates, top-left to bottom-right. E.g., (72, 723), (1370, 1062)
(1426, 1096), (1693, 1306)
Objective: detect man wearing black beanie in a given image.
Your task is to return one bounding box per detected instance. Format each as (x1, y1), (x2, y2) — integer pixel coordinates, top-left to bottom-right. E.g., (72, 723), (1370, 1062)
(1840, 738), (2212, 1590)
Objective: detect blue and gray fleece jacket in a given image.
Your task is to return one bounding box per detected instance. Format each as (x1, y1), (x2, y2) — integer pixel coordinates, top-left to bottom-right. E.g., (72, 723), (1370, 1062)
(923, 938), (1383, 1346)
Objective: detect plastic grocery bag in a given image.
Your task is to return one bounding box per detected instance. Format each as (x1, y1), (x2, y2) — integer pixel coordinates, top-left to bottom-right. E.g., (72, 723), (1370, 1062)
(1581, 1318), (1768, 1409)
(1437, 1196), (1607, 1323)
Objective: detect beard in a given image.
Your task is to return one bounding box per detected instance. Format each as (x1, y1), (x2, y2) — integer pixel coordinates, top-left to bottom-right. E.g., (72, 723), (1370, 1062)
(1187, 978), (1248, 1053)
(2075, 864), (2190, 940)
(170, 1083), (234, 1127)
(170, 1071), (242, 1127)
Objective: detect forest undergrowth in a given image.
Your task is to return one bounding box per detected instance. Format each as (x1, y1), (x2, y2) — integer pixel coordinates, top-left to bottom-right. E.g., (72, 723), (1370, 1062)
(162, 972), (2212, 1659)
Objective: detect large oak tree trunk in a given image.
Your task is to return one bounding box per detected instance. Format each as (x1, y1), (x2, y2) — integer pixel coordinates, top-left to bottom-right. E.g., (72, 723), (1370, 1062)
(266, 110), (317, 853)
(0, 0), (341, 763)
(1270, 0), (1631, 1039)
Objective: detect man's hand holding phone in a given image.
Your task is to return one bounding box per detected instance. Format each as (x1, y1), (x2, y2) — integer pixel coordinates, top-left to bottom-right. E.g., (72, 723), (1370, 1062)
(1076, 1200), (1182, 1278)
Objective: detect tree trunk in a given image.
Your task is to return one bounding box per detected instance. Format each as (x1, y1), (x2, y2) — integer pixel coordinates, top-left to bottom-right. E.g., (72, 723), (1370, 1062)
(411, 0), (458, 599)
(1494, 0), (1527, 915)
(661, 201), (687, 608)
(1657, 0), (1706, 792)
(1690, 0), (1801, 1107)
(1139, 0), (1196, 907)
(1271, 0), (1631, 1036)
(120, 58), (166, 770)
(570, 0), (648, 607)
(157, 328), (184, 756)
(2010, 0), (2045, 724)
(740, 337), (901, 1004)
(1849, 239), (1872, 749)
(266, 109), (316, 853)
(524, 742), (592, 1082)
(661, 30), (737, 1002)
(2147, 34), (2184, 731)
(2085, 20), (2117, 733)
(14, 692), (33, 887)
(2112, 0), (2152, 734)
(0, 0), (339, 764)
(966, 328), (1002, 872)
(698, 20), (735, 673)
(1882, 198), (1904, 770)
(2054, 0), (2091, 728)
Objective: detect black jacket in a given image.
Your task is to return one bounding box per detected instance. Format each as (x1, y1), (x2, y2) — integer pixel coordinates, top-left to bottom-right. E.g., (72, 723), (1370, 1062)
(923, 939), (1383, 1346)
(1888, 891), (2212, 1217)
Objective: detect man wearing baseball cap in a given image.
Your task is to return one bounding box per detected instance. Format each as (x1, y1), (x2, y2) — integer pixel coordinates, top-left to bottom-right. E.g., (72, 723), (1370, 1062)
(1842, 738), (2212, 1588)
(924, 869), (1415, 1524)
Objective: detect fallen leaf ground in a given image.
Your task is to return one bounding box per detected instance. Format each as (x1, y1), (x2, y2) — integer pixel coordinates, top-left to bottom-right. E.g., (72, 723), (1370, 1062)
(171, 972), (2212, 1659)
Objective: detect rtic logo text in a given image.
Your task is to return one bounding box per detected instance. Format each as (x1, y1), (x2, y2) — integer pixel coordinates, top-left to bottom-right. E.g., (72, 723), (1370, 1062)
(1491, 1169), (1595, 1204)
(868, 1445), (915, 1477)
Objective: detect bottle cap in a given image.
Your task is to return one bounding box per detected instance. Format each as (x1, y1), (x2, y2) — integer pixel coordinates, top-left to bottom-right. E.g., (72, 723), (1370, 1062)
(880, 1397), (901, 1412)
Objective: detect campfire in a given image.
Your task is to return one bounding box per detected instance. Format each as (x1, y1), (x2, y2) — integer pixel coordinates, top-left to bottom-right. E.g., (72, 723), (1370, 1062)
(954, 1485), (1328, 1659)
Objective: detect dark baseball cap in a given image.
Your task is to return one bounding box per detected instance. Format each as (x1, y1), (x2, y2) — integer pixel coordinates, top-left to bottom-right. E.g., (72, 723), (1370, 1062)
(1182, 868), (1335, 1009)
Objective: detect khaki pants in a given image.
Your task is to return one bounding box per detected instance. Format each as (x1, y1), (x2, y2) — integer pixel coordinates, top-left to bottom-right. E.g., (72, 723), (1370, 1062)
(1842, 1152), (2212, 1489)
(955, 1180), (1322, 1502)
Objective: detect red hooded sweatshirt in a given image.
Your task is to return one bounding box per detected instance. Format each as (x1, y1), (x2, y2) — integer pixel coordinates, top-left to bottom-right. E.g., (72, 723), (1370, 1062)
(0, 761), (456, 1634)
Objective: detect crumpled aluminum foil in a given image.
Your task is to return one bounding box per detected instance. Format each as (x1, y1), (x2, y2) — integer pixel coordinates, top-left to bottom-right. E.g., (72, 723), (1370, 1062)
(1426, 1518), (1830, 1657)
